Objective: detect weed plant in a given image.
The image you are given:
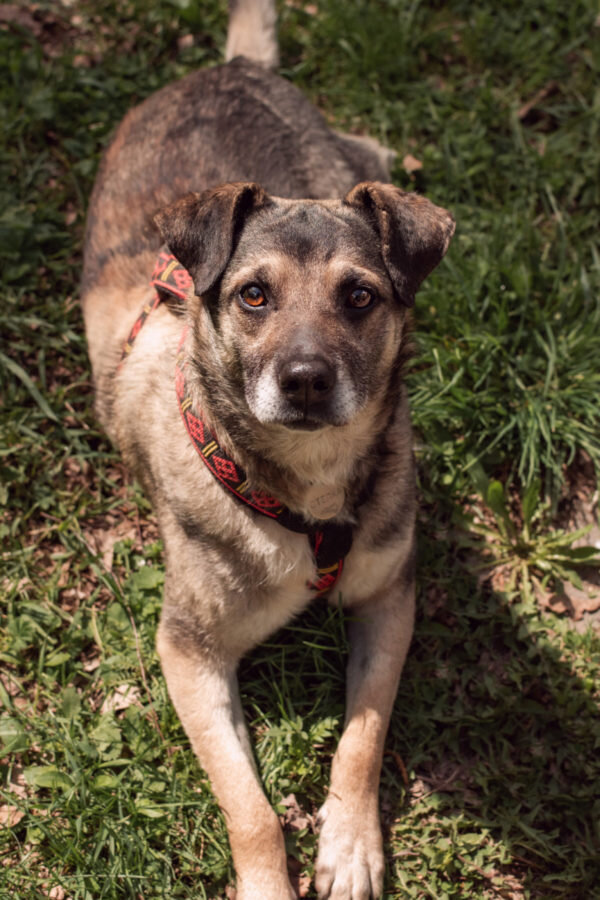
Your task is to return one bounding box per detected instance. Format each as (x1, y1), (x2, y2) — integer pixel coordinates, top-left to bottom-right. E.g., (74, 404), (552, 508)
(1, 1), (599, 898)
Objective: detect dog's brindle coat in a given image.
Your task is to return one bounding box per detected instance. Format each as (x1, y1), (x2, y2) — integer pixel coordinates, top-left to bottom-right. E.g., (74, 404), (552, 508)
(82, 4), (454, 897)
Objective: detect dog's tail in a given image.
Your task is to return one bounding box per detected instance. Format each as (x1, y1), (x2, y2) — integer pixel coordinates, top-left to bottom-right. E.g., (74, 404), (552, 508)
(225, 0), (279, 69)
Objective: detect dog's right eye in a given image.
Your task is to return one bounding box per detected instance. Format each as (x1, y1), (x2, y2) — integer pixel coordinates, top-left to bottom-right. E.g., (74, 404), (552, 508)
(347, 287), (376, 310)
(240, 285), (267, 309)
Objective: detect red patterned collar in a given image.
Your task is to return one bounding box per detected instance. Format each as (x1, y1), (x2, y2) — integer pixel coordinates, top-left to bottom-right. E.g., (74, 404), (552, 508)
(121, 249), (353, 595)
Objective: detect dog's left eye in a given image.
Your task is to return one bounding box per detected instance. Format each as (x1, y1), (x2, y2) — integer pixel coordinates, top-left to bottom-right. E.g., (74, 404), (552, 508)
(240, 285), (267, 308)
(347, 288), (374, 309)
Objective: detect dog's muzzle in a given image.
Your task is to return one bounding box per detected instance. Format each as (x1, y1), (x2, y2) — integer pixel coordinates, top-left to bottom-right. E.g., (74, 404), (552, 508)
(273, 337), (343, 429)
(248, 334), (359, 430)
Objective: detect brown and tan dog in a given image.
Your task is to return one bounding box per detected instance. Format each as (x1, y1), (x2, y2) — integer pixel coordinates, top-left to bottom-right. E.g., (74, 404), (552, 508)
(81, 2), (454, 897)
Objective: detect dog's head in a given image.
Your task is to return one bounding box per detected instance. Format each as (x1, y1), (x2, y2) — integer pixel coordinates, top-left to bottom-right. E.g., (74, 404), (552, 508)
(155, 181), (454, 433)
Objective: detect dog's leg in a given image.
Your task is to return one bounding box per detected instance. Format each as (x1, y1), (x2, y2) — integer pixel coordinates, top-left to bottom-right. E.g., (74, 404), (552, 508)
(315, 581), (415, 900)
(156, 623), (296, 900)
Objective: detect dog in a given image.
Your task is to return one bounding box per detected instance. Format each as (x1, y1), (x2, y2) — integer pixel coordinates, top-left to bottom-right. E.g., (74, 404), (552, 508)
(81, 1), (455, 897)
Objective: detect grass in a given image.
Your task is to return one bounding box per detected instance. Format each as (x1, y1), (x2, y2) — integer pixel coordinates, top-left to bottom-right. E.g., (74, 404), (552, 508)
(1, 0), (599, 897)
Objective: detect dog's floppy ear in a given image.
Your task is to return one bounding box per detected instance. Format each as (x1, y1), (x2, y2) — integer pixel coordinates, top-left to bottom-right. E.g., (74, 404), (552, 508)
(344, 181), (455, 307)
(154, 182), (268, 297)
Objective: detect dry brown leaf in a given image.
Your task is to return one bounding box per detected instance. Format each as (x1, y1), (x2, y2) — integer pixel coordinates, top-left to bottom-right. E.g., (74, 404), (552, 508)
(101, 683), (142, 715)
(560, 582), (600, 621)
(85, 518), (138, 570)
(402, 153), (423, 173)
(0, 765), (27, 826)
(279, 793), (314, 832)
(0, 805), (25, 827)
(533, 575), (600, 621)
(81, 653), (101, 673)
(47, 887), (67, 900)
(0, 671), (20, 698)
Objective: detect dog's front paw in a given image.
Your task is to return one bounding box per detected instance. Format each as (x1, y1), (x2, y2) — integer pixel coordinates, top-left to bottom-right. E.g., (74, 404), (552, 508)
(315, 798), (384, 899)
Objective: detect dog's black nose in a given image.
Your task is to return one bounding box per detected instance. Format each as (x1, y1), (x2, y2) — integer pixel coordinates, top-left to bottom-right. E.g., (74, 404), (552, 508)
(278, 357), (336, 410)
